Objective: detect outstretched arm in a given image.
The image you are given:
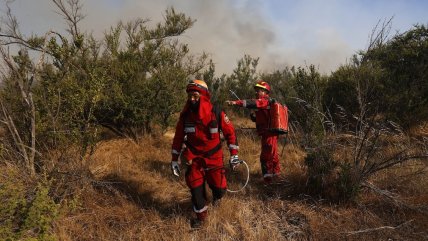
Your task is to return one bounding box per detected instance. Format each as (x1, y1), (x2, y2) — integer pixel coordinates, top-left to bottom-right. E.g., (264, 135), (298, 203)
(226, 98), (270, 109)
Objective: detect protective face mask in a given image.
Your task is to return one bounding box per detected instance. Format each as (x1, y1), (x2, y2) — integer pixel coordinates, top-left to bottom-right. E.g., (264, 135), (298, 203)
(190, 100), (200, 112)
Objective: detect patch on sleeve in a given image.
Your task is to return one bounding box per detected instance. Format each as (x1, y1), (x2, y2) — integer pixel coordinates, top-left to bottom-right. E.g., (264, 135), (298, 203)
(224, 114), (230, 124)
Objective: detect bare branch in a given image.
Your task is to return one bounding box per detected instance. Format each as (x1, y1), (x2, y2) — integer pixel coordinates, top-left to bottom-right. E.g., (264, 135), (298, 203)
(0, 24), (55, 176)
(366, 16), (394, 53)
(344, 219), (414, 236)
(0, 100), (29, 163)
(52, 0), (85, 37)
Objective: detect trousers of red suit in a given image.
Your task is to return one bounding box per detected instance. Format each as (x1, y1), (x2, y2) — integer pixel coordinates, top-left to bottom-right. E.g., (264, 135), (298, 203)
(260, 133), (280, 177)
(185, 157), (226, 189)
(185, 156), (226, 214)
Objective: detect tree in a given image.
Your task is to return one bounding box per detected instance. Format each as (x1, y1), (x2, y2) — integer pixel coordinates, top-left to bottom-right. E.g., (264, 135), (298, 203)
(229, 55), (260, 101)
(95, 8), (209, 140)
(290, 65), (327, 146)
(260, 67), (294, 105)
(0, 48), (37, 176)
(362, 24), (428, 127)
(301, 21), (428, 201)
(0, 0), (208, 167)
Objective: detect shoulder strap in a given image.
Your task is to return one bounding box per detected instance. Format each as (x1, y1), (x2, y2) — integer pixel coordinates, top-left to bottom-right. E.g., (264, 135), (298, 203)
(269, 97), (276, 104)
(211, 103), (222, 132)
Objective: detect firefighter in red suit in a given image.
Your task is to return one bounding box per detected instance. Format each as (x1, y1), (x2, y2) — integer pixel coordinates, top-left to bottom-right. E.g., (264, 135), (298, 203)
(171, 80), (239, 228)
(226, 80), (280, 184)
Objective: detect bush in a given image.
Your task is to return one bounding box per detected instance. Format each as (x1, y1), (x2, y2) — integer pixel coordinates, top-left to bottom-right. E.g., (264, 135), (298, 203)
(305, 148), (338, 197)
(0, 167), (59, 241)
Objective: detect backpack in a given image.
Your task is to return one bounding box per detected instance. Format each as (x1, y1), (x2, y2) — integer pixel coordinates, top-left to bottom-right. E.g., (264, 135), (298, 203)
(268, 99), (289, 135)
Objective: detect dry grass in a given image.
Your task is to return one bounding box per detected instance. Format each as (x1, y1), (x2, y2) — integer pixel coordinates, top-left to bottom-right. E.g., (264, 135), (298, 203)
(5, 118), (426, 240)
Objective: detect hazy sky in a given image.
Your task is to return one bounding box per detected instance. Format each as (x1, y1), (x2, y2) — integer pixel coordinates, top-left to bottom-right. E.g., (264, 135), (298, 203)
(1, 0), (427, 75)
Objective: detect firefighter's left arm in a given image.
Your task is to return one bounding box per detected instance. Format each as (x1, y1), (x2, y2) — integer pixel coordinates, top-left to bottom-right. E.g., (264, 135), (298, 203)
(219, 111), (239, 156)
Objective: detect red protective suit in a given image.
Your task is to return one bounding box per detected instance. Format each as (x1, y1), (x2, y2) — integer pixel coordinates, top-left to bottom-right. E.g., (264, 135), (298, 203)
(171, 94), (239, 215)
(234, 96), (280, 180)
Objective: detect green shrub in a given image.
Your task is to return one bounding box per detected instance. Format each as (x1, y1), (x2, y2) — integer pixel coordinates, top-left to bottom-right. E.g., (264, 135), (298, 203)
(21, 180), (59, 241)
(304, 149), (337, 195)
(0, 169), (59, 241)
(0, 170), (27, 240)
(336, 163), (360, 201)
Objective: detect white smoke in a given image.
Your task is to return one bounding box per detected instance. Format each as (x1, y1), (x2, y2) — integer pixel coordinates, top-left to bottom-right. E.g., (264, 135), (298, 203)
(3, 0), (423, 75)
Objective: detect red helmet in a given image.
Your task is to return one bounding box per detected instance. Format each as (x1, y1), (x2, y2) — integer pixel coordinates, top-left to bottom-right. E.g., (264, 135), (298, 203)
(254, 80), (271, 93)
(186, 79), (209, 97)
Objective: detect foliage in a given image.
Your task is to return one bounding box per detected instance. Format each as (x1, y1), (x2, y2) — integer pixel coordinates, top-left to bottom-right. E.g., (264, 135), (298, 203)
(94, 8), (208, 140)
(0, 168), (58, 241)
(0, 168), (27, 240)
(289, 65), (327, 147)
(323, 65), (359, 119)
(0, 2), (209, 175)
(0, 0), (106, 169)
(361, 24), (428, 127)
(259, 67), (295, 104)
(0, 47), (37, 175)
(304, 148), (338, 195)
(200, 60), (227, 104)
(217, 55), (260, 116)
(35, 35), (107, 157)
(302, 24), (428, 200)
(228, 55), (260, 101)
(336, 162), (360, 201)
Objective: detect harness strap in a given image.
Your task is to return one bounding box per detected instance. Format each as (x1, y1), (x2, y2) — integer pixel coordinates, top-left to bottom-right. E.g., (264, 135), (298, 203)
(185, 141), (222, 158)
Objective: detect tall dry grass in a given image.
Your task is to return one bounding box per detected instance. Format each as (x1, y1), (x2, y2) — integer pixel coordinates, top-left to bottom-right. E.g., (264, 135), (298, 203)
(26, 118), (428, 240)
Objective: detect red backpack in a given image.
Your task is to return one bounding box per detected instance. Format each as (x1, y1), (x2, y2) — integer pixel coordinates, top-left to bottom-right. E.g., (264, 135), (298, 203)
(268, 101), (288, 135)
